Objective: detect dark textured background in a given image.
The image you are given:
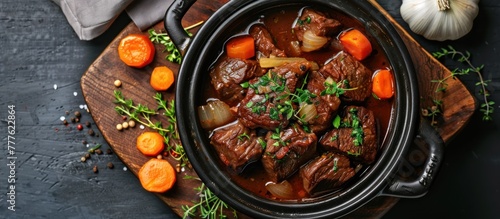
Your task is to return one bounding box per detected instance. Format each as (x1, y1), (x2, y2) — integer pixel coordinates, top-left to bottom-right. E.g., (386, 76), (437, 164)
(1, 0), (499, 218)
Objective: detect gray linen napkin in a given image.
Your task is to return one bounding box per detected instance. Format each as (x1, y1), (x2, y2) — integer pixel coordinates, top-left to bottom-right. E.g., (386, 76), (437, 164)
(52, 0), (171, 40)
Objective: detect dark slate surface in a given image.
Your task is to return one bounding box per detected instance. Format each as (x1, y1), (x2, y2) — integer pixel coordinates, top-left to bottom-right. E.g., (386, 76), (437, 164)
(0, 0), (499, 218)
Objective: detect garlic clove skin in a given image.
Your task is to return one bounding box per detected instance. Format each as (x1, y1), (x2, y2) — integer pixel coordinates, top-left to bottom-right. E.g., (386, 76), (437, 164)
(400, 0), (479, 41)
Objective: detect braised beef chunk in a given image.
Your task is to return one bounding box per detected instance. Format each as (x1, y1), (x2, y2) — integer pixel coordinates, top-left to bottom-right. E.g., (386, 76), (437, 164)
(294, 8), (342, 41)
(320, 106), (377, 164)
(319, 51), (373, 102)
(300, 152), (355, 196)
(210, 121), (265, 173)
(238, 61), (311, 130)
(210, 56), (266, 106)
(305, 70), (341, 133)
(250, 24), (287, 58)
(261, 124), (318, 182)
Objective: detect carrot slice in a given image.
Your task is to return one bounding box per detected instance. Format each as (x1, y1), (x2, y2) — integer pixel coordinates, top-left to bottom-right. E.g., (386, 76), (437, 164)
(118, 34), (155, 68)
(372, 69), (394, 99)
(138, 158), (176, 193)
(136, 132), (165, 156)
(226, 35), (255, 59)
(150, 66), (175, 91)
(339, 29), (372, 61)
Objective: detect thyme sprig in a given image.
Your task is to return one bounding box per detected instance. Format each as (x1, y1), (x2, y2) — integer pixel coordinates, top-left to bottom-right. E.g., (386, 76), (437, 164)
(182, 176), (237, 219)
(113, 90), (170, 133)
(432, 45), (495, 121)
(114, 91), (189, 166)
(148, 21), (204, 64)
(154, 94), (188, 166)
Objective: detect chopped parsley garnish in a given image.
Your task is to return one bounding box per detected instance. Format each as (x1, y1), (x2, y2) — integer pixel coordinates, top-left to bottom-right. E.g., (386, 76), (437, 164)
(347, 108), (364, 146)
(333, 158), (339, 172)
(238, 132), (250, 140)
(321, 79), (356, 97)
(298, 16), (312, 25)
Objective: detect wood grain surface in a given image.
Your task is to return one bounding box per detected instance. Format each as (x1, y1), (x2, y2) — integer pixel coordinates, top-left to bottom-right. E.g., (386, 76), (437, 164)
(80, 0), (475, 218)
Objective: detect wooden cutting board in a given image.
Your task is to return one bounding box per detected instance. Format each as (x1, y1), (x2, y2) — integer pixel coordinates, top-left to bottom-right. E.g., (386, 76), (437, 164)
(81, 0), (476, 218)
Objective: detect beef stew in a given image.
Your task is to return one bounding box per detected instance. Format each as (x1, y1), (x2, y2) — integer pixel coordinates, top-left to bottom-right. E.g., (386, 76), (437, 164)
(198, 6), (394, 201)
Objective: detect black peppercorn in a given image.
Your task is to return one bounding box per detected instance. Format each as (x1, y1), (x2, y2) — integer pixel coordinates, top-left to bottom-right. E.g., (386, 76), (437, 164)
(95, 149), (103, 155)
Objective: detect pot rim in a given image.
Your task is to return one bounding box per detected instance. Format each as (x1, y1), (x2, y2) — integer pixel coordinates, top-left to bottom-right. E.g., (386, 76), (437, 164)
(174, 0), (419, 218)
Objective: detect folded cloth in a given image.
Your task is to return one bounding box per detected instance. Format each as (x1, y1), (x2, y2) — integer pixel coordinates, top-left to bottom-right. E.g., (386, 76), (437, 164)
(52, 0), (171, 41)
(126, 0), (173, 32)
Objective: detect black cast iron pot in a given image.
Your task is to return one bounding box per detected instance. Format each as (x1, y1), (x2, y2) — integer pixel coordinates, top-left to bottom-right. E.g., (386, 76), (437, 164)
(166, 0), (444, 218)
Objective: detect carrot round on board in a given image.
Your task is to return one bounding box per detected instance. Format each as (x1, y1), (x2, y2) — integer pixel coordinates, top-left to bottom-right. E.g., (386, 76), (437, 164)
(150, 66), (175, 91)
(372, 69), (394, 99)
(138, 158), (176, 193)
(136, 132), (165, 156)
(226, 35), (255, 59)
(339, 29), (372, 61)
(118, 33), (155, 68)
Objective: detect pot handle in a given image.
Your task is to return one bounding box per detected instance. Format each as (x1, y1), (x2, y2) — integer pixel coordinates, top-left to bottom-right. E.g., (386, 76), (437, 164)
(381, 118), (444, 198)
(164, 0), (197, 56)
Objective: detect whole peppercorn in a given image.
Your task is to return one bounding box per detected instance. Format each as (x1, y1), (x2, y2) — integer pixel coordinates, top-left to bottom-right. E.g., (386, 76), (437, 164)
(74, 111), (81, 118)
(106, 149), (113, 155)
(92, 165), (98, 173)
(95, 149), (103, 155)
(107, 162), (114, 169)
(116, 123), (123, 131)
(76, 124), (84, 131)
(85, 121), (91, 128)
(87, 129), (95, 136)
(80, 156), (87, 162)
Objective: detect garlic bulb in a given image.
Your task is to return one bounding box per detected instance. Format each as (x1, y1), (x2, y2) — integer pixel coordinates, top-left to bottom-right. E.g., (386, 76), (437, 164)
(400, 0), (479, 41)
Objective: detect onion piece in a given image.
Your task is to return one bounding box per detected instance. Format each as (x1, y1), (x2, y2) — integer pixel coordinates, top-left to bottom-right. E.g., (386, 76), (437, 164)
(259, 57), (307, 68)
(301, 30), (328, 52)
(289, 40), (302, 57)
(298, 103), (318, 123)
(197, 99), (235, 130)
(265, 180), (295, 199)
(325, 76), (334, 85)
(259, 57), (319, 71)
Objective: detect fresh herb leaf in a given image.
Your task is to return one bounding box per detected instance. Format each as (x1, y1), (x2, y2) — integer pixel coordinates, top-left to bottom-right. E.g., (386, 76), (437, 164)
(333, 115), (341, 129)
